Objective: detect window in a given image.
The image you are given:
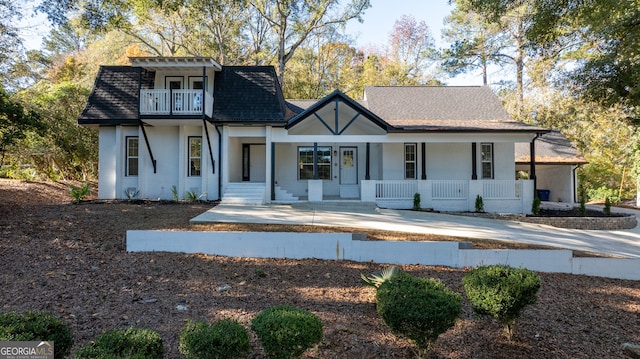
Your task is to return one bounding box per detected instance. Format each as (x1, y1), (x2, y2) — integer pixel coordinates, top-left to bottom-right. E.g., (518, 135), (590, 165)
(298, 147), (331, 180)
(404, 143), (417, 179)
(126, 137), (139, 176)
(189, 137), (202, 176)
(481, 143), (494, 179)
(191, 80), (203, 90)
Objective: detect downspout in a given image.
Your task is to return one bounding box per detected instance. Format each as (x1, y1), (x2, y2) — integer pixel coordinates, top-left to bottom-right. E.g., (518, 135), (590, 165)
(215, 125), (222, 200)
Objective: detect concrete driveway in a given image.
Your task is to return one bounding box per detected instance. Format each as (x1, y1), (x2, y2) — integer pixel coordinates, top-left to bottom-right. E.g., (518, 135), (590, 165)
(191, 202), (640, 258)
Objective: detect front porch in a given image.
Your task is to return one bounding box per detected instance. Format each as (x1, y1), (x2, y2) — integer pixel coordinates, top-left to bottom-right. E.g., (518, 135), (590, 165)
(222, 179), (534, 214)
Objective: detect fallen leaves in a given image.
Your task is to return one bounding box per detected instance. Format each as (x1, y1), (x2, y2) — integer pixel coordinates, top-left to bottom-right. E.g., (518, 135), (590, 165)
(0, 180), (639, 358)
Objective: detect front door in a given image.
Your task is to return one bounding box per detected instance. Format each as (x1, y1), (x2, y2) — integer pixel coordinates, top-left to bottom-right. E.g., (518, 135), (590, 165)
(242, 144), (266, 182)
(340, 147), (357, 184)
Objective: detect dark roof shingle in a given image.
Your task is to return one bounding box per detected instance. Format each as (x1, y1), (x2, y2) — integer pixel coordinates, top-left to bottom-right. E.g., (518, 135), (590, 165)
(213, 66), (286, 123)
(363, 86), (546, 132)
(79, 66), (154, 125)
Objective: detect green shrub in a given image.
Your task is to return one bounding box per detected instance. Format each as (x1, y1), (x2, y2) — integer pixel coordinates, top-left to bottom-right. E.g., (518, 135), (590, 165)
(361, 266), (400, 288)
(185, 190), (207, 202)
(475, 195), (484, 212)
(74, 327), (163, 359)
(0, 311), (74, 359)
(413, 192), (421, 210)
(251, 306), (323, 359)
(587, 185), (620, 203)
(462, 265), (541, 340)
(603, 197), (611, 216)
(376, 272), (461, 352)
(531, 196), (541, 215)
(179, 319), (250, 359)
(69, 182), (90, 204)
(171, 185), (179, 201)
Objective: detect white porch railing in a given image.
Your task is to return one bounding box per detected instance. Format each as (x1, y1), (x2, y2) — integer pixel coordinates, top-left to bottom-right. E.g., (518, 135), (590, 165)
(432, 180), (468, 199)
(361, 179), (533, 214)
(483, 180), (521, 199)
(375, 180), (418, 199)
(140, 89), (204, 115)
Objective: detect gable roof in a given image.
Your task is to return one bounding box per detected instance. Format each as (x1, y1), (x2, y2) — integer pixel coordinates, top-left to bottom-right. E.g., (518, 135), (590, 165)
(516, 131), (588, 165)
(212, 66), (287, 124)
(79, 66), (154, 125)
(363, 86), (547, 132)
(286, 90), (391, 132)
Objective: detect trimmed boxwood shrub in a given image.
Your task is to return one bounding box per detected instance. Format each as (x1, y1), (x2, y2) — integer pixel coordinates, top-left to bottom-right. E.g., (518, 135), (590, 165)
(251, 305), (323, 359)
(179, 319), (250, 359)
(463, 265), (541, 339)
(74, 327), (163, 359)
(376, 272), (461, 352)
(0, 311), (74, 359)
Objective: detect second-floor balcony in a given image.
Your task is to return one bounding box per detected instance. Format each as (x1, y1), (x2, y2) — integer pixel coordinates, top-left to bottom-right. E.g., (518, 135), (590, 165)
(140, 89), (204, 115)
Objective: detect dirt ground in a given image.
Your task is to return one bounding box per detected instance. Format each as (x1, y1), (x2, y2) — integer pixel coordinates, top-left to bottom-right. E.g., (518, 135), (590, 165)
(1, 179), (639, 358)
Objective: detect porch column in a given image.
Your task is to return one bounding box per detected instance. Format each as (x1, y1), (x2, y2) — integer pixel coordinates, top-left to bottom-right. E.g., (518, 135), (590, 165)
(313, 142), (318, 180)
(530, 136), (538, 193)
(365, 142), (370, 180)
(270, 142), (276, 201)
(471, 142), (478, 180)
(421, 142), (426, 180)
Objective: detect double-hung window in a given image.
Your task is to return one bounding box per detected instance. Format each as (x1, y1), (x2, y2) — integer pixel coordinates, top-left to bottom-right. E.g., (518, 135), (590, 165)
(298, 147), (331, 180)
(126, 136), (139, 176)
(404, 143), (417, 179)
(481, 143), (494, 179)
(189, 137), (202, 176)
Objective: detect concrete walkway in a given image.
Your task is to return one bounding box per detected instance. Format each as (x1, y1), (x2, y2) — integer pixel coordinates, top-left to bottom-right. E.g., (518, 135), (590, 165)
(191, 202), (640, 258)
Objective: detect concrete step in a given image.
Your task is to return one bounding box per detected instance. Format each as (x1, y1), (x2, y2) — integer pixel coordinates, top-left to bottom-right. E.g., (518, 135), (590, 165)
(275, 186), (299, 202)
(222, 182), (265, 205)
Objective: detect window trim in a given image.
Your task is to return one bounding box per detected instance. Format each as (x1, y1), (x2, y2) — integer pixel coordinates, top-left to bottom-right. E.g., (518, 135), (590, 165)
(404, 143), (417, 180)
(165, 76), (184, 90)
(188, 136), (202, 177)
(481, 142), (494, 179)
(125, 136), (139, 177)
(188, 76), (207, 90)
(297, 146), (332, 180)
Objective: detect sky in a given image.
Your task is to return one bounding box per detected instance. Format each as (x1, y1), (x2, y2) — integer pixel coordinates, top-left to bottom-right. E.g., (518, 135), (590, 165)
(345, 0), (486, 86)
(17, 0), (488, 86)
(346, 0), (453, 49)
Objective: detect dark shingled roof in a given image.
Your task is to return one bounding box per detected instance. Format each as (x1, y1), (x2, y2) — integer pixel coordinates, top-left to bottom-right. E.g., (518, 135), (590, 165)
(516, 131), (588, 165)
(79, 66), (154, 125)
(213, 66), (287, 124)
(363, 86), (547, 132)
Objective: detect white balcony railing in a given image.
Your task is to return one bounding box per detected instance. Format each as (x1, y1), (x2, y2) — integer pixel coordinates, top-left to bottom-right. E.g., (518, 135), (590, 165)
(140, 89), (204, 115)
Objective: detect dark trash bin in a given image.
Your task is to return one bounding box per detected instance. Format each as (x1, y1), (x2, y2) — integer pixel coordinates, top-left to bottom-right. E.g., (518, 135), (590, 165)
(537, 189), (550, 201)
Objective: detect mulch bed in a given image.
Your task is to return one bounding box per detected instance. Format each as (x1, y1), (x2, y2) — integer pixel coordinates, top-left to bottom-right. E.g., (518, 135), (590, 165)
(1, 180), (639, 358)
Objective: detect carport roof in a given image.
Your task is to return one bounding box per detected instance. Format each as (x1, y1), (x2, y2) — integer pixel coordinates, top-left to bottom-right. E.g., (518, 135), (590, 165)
(516, 131), (588, 164)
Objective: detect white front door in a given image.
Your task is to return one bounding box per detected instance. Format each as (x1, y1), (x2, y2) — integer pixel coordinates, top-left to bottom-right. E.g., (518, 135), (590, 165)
(340, 147), (357, 185)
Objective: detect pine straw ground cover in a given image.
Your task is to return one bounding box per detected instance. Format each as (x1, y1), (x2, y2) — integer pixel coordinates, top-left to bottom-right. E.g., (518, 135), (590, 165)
(0, 179), (639, 358)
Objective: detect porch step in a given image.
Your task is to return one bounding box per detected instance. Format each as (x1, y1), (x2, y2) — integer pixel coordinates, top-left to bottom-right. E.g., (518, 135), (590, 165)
(222, 183), (265, 205)
(275, 186), (299, 203)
